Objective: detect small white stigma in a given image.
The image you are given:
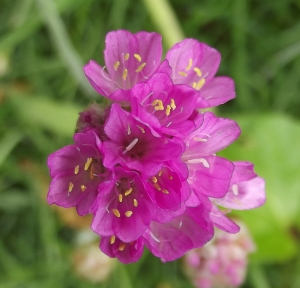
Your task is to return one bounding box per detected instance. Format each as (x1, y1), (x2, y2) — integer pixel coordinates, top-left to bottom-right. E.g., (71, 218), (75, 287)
(123, 138), (138, 154)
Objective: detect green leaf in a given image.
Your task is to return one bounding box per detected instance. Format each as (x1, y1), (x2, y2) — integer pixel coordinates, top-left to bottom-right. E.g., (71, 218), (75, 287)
(9, 93), (83, 137)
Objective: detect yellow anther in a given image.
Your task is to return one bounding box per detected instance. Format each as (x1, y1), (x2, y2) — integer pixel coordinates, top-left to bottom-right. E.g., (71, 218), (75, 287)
(162, 189), (169, 194)
(89, 164), (94, 179)
(125, 188), (133, 196)
(74, 165), (79, 175)
(135, 62), (146, 72)
(195, 78), (206, 90)
(170, 99), (176, 110)
(112, 209), (121, 218)
(81, 185), (86, 192)
(154, 183), (161, 191)
(114, 61), (120, 71)
(118, 243), (126, 251)
(122, 69), (128, 81)
(179, 71), (187, 77)
(185, 59), (193, 71)
(118, 194), (123, 203)
(151, 176), (158, 183)
(151, 100), (164, 111)
(125, 211), (133, 217)
(68, 182), (74, 193)
(192, 82), (197, 89)
(124, 53), (130, 60)
(134, 54), (142, 62)
(84, 158), (93, 171)
(133, 199), (138, 207)
(137, 125), (145, 133)
(110, 235), (116, 244)
(166, 105), (171, 116)
(158, 170), (163, 177)
(194, 67), (202, 77)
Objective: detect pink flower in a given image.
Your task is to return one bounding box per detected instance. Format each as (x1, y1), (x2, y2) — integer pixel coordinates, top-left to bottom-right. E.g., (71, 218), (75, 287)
(183, 221), (255, 288)
(102, 103), (183, 176)
(84, 30), (162, 97)
(166, 39), (236, 108)
(47, 131), (110, 215)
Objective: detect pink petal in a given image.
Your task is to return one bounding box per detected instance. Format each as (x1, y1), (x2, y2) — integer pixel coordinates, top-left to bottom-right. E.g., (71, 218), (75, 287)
(199, 76), (236, 107)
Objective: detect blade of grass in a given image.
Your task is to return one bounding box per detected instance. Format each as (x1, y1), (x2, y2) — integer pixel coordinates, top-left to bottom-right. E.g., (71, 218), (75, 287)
(0, 131), (22, 168)
(36, 0), (95, 97)
(142, 0), (184, 49)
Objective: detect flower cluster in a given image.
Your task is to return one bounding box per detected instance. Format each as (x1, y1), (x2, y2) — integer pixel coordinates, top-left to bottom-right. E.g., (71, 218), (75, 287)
(47, 30), (266, 264)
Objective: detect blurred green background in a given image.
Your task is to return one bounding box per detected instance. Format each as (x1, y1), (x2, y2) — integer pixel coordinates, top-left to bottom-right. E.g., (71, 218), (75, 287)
(1, 0), (300, 287)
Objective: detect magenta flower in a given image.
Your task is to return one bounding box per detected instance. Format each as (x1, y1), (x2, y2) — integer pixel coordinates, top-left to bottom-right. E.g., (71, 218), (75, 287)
(102, 103), (183, 176)
(84, 30), (162, 97)
(166, 39), (236, 108)
(91, 167), (155, 242)
(47, 131), (109, 215)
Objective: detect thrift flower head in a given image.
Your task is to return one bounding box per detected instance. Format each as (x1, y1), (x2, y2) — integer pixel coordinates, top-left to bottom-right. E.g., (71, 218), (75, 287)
(47, 29), (266, 264)
(183, 221), (255, 288)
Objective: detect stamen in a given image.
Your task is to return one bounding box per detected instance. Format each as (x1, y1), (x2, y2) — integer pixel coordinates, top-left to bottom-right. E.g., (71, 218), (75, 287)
(125, 187), (133, 196)
(114, 61), (120, 71)
(166, 121), (172, 127)
(194, 67), (202, 77)
(122, 69), (128, 81)
(89, 164), (94, 179)
(136, 62), (146, 72)
(168, 176), (173, 180)
(170, 99), (176, 110)
(151, 176), (158, 183)
(68, 182), (74, 193)
(162, 189), (169, 194)
(110, 235), (116, 244)
(137, 125), (145, 133)
(154, 183), (161, 191)
(84, 158), (93, 170)
(185, 59), (193, 71)
(133, 199), (138, 207)
(74, 165), (79, 175)
(124, 53), (129, 60)
(125, 211), (133, 217)
(134, 54), (142, 62)
(119, 243), (126, 251)
(158, 170), (163, 176)
(123, 138), (139, 154)
(151, 99), (164, 111)
(166, 105), (171, 116)
(192, 82), (197, 89)
(118, 194), (123, 202)
(195, 78), (205, 90)
(187, 158), (210, 168)
(179, 71), (187, 77)
(232, 184), (239, 196)
(81, 185), (86, 192)
(112, 209), (121, 218)
(193, 137), (208, 142)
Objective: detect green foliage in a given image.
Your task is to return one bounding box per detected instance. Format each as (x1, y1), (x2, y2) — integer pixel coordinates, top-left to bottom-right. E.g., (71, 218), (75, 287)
(1, 0), (300, 287)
